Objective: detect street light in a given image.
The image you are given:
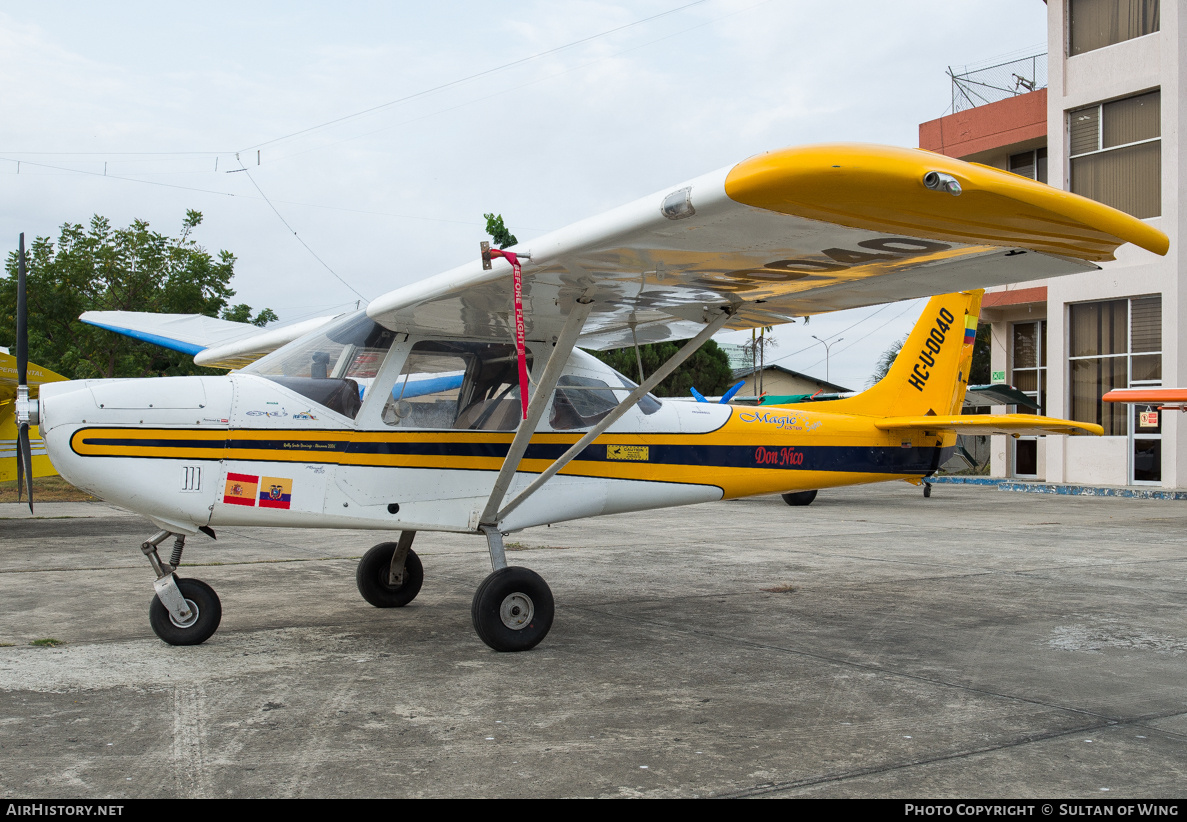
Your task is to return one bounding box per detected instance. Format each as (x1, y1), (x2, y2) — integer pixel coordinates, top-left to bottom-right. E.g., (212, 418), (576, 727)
(812, 335), (843, 384)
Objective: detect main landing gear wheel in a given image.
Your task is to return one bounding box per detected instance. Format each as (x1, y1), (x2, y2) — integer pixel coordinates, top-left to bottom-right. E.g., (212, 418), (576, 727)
(782, 489), (818, 506)
(357, 543), (424, 608)
(471, 567), (554, 652)
(148, 577), (222, 646)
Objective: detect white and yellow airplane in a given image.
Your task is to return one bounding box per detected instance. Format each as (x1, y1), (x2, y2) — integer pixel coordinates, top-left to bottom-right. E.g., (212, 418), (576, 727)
(20, 144), (1167, 651)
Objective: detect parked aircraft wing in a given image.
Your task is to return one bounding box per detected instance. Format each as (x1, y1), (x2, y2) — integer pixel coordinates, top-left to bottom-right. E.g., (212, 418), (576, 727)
(1103, 388), (1187, 407)
(875, 414), (1104, 437)
(1, 350), (68, 483)
(964, 383), (1040, 410)
(79, 311), (339, 369)
(367, 143), (1167, 350)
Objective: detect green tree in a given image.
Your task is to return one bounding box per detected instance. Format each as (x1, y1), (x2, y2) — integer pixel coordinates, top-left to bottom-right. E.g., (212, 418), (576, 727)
(483, 213), (518, 249)
(221, 303), (279, 327)
(868, 333), (908, 387)
(590, 339), (733, 398)
(0, 211), (274, 379)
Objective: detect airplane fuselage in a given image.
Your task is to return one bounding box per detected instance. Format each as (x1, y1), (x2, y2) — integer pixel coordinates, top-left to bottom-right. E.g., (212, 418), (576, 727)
(38, 366), (950, 537)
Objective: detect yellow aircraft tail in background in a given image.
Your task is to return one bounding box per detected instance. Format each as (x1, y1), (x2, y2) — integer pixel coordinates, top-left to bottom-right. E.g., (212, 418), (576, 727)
(812, 290), (983, 418)
(1, 350), (67, 484)
(802, 290), (1101, 438)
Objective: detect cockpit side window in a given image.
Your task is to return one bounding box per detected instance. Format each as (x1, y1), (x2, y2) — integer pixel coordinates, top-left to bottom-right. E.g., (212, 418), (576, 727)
(241, 311), (397, 420)
(549, 376), (618, 430)
(608, 371), (661, 415)
(383, 340), (532, 430)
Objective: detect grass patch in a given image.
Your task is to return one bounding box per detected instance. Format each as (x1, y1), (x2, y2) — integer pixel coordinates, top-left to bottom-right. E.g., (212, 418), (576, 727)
(30, 638), (64, 647)
(504, 542), (570, 552)
(0, 642), (15, 647)
(761, 584), (797, 594)
(0, 476), (96, 503)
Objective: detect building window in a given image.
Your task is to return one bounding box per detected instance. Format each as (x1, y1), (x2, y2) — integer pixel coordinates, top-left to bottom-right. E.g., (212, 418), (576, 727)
(1009, 148), (1048, 184)
(1069, 0), (1159, 56)
(1068, 296), (1161, 436)
(1069, 90), (1160, 219)
(1011, 320), (1047, 478)
(1012, 320), (1046, 414)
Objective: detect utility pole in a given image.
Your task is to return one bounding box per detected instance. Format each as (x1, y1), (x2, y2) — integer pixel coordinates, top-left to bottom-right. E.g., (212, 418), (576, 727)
(812, 335), (842, 384)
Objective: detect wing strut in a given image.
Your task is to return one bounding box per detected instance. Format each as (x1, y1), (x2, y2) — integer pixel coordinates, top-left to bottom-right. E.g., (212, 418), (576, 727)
(492, 306), (735, 527)
(478, 297), (596, 531)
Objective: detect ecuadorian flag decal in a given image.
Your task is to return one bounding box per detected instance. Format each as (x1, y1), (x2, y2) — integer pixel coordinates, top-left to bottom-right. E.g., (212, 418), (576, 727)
(259, 476), (293, 509)
(963, 314), (977, 345)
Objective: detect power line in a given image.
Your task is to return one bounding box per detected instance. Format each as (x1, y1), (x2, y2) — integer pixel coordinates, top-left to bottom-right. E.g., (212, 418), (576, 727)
(234, 156), (368, 302)
(237, 0), (712, 154)
(4, 155), (555, 231)
(799, 299), (925, 374)
(764, 301), (899, 368)
(1, 156), (237, 197)
(0, 1), (714, 164)
(0, 150), (222, 156)
(262, 0), (772, 169)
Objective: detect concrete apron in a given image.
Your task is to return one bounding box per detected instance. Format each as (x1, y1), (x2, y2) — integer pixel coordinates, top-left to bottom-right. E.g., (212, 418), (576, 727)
(1, 483), (1185, 798)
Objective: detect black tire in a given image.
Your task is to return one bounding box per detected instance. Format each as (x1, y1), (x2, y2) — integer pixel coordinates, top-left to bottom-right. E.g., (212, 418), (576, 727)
(357, 543), (424, 608)
(471, 567), (554, 652)
(923, 483), (933, 498)
(781, 489), (818, 506)
(148, 577), (222, 646)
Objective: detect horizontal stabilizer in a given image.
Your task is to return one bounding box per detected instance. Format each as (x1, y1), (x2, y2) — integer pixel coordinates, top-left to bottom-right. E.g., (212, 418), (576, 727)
(875, 414), (1103, 437)
(80, 311), (339, 369)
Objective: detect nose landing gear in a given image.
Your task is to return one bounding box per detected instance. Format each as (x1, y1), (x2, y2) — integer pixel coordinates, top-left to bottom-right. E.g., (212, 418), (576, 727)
(141, 531), (222, 645)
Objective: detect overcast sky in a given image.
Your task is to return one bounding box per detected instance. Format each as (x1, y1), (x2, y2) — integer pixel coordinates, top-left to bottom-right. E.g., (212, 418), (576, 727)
(0, 0), (1050, 390)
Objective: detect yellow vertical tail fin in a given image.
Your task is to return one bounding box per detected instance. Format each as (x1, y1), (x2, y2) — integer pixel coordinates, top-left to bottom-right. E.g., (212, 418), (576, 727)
(812, 290), (983, 417)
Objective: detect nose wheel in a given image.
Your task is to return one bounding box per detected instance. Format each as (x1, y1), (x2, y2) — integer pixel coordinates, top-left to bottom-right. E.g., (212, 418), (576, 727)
(140, 530), (223, 646)
(148, 577), (222, 645)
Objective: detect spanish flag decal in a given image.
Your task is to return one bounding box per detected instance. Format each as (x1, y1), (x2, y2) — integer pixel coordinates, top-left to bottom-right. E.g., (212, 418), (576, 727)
(258, 476), (293, 509)
(223, 473), (259, 506)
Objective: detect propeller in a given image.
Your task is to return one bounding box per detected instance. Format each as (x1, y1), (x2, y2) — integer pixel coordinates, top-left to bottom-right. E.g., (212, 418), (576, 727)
(689, 380), (746, 404)
(14, 233), (34, 512)
(719, 380), (745, 403)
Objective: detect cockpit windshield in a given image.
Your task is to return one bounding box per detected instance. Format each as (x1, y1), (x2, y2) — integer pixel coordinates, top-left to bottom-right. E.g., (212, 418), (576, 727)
(241, 311), (397, 419)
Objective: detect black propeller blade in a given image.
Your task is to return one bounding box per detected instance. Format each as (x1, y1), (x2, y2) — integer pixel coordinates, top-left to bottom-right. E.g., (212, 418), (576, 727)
(15, 232), (33, 512)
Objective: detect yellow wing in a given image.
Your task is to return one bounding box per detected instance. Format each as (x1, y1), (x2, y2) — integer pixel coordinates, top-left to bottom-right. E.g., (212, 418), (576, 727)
(0, 351), (68, 483)
(367, 143), (1167, 351)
